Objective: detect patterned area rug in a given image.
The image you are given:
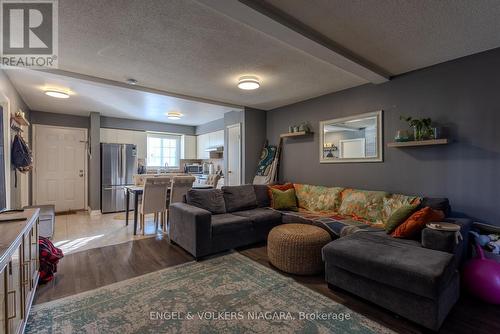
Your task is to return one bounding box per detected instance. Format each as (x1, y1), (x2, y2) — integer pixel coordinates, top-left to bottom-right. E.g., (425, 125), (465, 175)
(27, 253), (394, 334)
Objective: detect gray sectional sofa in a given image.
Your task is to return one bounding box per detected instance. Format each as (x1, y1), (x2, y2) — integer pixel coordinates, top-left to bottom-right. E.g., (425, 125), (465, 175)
(169, 184), (472, 331)
(170, 185), (280, 259)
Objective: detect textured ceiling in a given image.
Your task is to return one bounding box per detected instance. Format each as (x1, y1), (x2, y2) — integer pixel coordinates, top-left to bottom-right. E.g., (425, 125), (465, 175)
(53, 0), (367, 110)
(5, 69), (237, 126)
(7, 0), (500, 114)
(264, 0), (500, 75)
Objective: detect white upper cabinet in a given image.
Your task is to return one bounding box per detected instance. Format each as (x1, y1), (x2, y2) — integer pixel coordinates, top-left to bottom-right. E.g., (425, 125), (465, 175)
(197, 134), (209, 159)
(182, 135), (197, 159)
(211, 130), (224, 147)
(100, 128), (147, 160)
(196, 130), (224, 159)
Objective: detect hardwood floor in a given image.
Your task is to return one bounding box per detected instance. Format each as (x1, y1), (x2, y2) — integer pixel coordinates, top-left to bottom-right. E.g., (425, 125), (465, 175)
(35, 236), (193, 304)
(51, 212), (165, 255)
(35, 240), (499, 334)
(238, 244), (500, 334)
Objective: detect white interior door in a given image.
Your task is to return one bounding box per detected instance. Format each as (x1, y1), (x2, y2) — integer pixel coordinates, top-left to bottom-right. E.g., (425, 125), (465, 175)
(226, 124), (241, 186)
(34, 125), (87, 212)
(339, 138), (366, 158)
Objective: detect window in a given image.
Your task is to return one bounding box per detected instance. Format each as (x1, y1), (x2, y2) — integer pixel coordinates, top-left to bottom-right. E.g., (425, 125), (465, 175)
(146, 133), (181, 168)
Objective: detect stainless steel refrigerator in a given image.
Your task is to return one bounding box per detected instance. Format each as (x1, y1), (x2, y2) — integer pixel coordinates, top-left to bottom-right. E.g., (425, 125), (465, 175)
(101, 143), (137, 213)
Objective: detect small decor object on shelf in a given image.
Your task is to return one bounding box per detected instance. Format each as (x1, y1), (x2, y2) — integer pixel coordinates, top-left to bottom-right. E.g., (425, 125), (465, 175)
(287, 122), (311, 134)
(394, 129), (412, 142)
(400, 116), (433, 141)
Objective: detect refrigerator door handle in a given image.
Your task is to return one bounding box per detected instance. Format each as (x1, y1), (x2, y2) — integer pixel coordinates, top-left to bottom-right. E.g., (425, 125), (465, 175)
(121, 145), (126, 181)
(118, 145), (122, 182)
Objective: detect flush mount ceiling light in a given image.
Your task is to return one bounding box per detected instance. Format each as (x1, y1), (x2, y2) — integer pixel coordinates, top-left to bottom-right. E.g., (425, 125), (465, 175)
(44, 90), (70, 99)
(237, 76), (260, 90)
(167, 111), (183, 120)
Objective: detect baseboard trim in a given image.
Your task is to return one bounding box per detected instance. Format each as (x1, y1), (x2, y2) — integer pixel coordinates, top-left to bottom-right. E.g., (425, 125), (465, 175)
(87, 207), (101, 216)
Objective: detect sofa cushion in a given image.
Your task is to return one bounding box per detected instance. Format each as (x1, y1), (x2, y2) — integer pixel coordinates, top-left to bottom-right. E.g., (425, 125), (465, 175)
(186, 189), (226, 214)
(384, 204), (419, 233)
(253, 184), (271, 207)
(392, 207), (445, 239)
(268, 183), (294, 206)
(381, 194), (421, 222)
(270, 188), (298, 211)
(294, 184), (344, 211)
(222, 185), (258, 212)
(322, 232), (456, 299)
(211, 214), (253, 235)
(421, 197), (451, 217)
(338, 189), (389, 222)
(232, 208), (282, 229)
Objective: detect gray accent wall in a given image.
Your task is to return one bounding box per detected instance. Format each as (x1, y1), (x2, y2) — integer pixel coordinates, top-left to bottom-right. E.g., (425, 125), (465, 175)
(195, 118), (225, 135)
(267, 48), (500, 225)
(88, 112), (101, 211)
(30, 110), (89, 128)
(101, 116), (195, 135)
(243, 107), (267, 183)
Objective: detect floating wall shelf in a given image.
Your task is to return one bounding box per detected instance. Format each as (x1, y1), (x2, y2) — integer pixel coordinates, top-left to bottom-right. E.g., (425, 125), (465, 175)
(387, 139), (449, 147)
(280, 131), (314, 138)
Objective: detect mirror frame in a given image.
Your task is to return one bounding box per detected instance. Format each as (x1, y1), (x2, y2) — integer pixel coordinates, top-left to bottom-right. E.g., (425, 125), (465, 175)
(319, 110), (383, 163)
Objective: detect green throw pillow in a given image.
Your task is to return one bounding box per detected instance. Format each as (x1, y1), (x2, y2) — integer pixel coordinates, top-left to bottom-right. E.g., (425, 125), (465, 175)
(384, 204), (418, 233)
(271, 188), (298, 211)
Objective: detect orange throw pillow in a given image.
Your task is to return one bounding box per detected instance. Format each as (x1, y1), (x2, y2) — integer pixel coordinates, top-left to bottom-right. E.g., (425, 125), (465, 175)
(391, 207), (445, 238)
(268, 183), (294, 206)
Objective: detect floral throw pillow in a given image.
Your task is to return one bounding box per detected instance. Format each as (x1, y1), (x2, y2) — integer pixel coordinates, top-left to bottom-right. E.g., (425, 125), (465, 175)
(338, 189), (389, 222)
(382, 194), (422, 223)
(294, 184), (344, 212)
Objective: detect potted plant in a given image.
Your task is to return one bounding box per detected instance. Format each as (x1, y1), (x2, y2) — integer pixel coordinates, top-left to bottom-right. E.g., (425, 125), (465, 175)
(400, 116), (433, 141)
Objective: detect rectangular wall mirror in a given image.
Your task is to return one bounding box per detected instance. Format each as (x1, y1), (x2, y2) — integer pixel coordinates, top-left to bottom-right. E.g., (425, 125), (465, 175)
(320, 110), (383, 163)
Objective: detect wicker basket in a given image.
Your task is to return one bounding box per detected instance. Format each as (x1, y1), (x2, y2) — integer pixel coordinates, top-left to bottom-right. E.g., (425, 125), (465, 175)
(267, 223), (332, 275)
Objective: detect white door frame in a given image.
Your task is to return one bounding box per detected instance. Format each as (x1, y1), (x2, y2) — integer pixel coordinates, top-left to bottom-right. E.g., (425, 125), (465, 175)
(32, 124), (88, 209)
(226, 123), (242, 185)
(0, 100), (12, 209)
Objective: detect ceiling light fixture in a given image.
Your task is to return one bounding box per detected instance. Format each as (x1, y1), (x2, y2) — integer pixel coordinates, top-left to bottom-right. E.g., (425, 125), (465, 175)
(44, 90), (70, 99)
(167, 112), (183, 120)
(237, 76), (260, 90)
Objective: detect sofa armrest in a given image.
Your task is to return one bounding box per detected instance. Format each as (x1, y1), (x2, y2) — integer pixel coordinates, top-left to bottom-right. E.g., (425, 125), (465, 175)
(169, 203), (212, 258)
(421, 217), (472, 265)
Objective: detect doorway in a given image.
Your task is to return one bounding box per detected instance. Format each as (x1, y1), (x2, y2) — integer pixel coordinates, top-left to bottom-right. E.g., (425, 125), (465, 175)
(226, 124), (241, 186)
(33, 125), (87, 212)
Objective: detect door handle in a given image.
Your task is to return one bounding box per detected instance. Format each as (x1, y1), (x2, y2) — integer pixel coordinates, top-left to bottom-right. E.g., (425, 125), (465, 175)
(79, 170), (84, 177)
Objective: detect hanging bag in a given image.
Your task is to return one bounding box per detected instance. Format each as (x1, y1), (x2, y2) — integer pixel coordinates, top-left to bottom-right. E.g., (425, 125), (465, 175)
(11, 134), (33, 187)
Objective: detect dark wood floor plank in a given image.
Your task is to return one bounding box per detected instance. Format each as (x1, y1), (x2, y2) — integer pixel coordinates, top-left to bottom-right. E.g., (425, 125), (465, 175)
(34, 239), (499, 334)
(35, 237), (193, 304)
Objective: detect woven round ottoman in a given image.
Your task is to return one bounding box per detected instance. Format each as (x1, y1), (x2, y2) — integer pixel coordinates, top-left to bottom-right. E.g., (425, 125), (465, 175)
(267, 223), (332, 275)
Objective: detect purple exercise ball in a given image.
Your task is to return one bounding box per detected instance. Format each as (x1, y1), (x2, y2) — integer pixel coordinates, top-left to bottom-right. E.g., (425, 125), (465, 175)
(462, 244), (500, 304)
